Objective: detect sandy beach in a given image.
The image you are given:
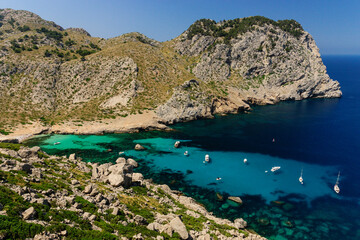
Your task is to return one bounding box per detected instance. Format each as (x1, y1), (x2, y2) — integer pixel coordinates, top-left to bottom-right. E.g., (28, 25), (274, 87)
(0, 111), (169, 143)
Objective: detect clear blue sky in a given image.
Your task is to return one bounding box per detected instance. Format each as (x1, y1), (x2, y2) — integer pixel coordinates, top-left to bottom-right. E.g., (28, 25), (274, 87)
(1, 0), (360, 55)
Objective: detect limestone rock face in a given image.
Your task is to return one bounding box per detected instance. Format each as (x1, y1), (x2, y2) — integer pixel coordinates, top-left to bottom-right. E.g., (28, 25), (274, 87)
(156, 18), (341, 123)
(156, 80), (213, 124)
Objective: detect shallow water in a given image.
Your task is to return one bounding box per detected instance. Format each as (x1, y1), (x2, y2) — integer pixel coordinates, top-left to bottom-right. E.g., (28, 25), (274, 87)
(25, 55), (360, 240)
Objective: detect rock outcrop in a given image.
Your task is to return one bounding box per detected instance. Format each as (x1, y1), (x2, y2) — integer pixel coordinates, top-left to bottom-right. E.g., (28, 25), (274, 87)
(0, 143), (266, 240)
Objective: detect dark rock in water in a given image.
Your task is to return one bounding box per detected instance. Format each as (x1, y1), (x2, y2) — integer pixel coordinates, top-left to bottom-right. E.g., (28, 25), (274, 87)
(134, 144), (146, 151)
(186, 170), (193, 174)
(258, 218), (270, 226)
(283, 203), (294, 211)
(208, 182), (217, 186)
(216, 192), (224, 201)
(228, 196), (243, 205)
(281, 220), (294, 228)
(271, 200), (285, 206)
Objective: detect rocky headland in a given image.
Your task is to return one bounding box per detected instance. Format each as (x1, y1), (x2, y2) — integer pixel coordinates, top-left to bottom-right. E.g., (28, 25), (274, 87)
(0, 9), (341, 137)
(0, 142), (265, 240)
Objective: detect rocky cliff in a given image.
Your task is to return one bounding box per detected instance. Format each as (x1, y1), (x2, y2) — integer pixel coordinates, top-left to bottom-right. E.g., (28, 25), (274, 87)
(0, 9), (341, 130)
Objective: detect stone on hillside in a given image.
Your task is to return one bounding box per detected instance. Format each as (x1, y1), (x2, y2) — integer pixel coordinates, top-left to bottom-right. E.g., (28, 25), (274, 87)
(234, 218), (247, 229)
(31, 168), (42, 178)
(228, 196), (243, 205)
(22, 206), (36, 220)
(147, 222), (162, 231)
(83, 212), (91, 219)
(134, 215), (148, 225)
(135, 144), (146, 151)
(18, 147), (37, 158)
(197, 234), (212, 240)
(83, 184), (93, 194)
(127, 158), (138, 168)
(108, 173), (125, 187)
(89, 187), (99, 197)
(89, 214), (97, 221)
(132, 172), (144, 183)
(69, 153), (76, 161)
(71, 179), (79, 185)
(169, 217), (189, 239)
(112, 207), (120, 216)
(116, 157), (127, 164)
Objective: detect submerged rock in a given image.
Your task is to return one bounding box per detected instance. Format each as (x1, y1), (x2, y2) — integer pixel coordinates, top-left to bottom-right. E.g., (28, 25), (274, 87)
(135, 144), (146, 151)
(228, 196), (243, 205)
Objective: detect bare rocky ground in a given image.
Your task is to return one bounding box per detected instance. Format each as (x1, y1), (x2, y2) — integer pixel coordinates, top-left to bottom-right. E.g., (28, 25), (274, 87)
(0, 143), (266, 240)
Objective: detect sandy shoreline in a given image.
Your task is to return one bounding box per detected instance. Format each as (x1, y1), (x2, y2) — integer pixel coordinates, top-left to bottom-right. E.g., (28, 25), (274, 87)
(0, 111), (170, 143)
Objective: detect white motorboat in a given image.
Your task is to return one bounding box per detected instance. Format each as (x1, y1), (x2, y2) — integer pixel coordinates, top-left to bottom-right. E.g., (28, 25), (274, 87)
(244, 158), (247, 164)
(271, 166), (281, 172)
(174, 141), (181, 148)
(205, 154), (210, 163)
(184, 151), (189, 156)
(299, 169), (304, 184)
(54, 142), (61, 145)
(334, 171), (340, 194)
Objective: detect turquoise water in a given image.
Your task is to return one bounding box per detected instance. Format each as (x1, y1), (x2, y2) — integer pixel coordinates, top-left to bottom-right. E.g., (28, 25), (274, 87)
(25, 55), (360, 240)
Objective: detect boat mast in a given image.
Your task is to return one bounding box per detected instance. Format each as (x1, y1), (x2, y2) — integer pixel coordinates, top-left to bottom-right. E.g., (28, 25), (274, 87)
(336, 171), (340, 185)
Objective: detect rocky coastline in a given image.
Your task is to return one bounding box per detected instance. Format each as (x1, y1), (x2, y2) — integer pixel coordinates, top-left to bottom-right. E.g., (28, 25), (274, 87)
(0, 143), (266, 239)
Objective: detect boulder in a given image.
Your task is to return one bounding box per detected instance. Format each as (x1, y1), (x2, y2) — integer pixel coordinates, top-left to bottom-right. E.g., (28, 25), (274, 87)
(147, 222), (162, 231)
(22, 206), (36, 220)
(84, 184), (93, 194)
(108, 173), (125, 187)
(132, 173), (144, 183)
(71, 179), (79, 185)
(69, 153), (76, 161)
(169, 217), (189, 239)
(127, 158), (139, 168)
(134, 215), (148, 225)
(135, 144), (146, 151)
(116, 157), (127, 164)
(234, 218), (247, 229)
(228, 196), (243, 205)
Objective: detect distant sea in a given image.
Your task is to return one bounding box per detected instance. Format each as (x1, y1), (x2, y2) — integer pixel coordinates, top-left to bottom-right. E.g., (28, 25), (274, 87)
(25, 55), (360, 240)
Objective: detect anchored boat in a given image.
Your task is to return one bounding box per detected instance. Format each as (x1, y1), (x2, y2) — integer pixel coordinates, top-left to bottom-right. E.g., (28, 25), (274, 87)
(334, 171), (340, 194)
(204, 154), (210, 163)
(271, 166), (281, 172)
(299, 169), (304, 184)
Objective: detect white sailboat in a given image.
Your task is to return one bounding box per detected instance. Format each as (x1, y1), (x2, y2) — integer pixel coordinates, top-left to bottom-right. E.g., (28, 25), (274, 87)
(204, 154), (210, 163)
(299, 169), (304, 184)
(334, 171), (340, 194)
(271, 166), (281, 172)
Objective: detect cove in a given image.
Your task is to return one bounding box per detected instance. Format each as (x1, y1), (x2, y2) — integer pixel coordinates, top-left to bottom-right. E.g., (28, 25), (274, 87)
(24, 55), (360, 240)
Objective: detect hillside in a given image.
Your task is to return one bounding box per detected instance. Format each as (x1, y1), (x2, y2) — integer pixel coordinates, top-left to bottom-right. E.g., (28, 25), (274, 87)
(0, 9), (341, 134)
(0, 142), (266, 240)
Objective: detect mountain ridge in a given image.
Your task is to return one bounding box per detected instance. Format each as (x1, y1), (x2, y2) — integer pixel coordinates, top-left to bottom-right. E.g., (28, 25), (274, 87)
(0, 8), (341, 133)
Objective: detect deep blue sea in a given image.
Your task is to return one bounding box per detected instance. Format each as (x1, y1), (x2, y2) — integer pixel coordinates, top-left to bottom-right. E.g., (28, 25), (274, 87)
(25, 55), (360, 240)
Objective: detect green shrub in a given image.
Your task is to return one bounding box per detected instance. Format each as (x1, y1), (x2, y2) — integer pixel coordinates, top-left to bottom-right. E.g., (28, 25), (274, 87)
(0, 142), (22, 151)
